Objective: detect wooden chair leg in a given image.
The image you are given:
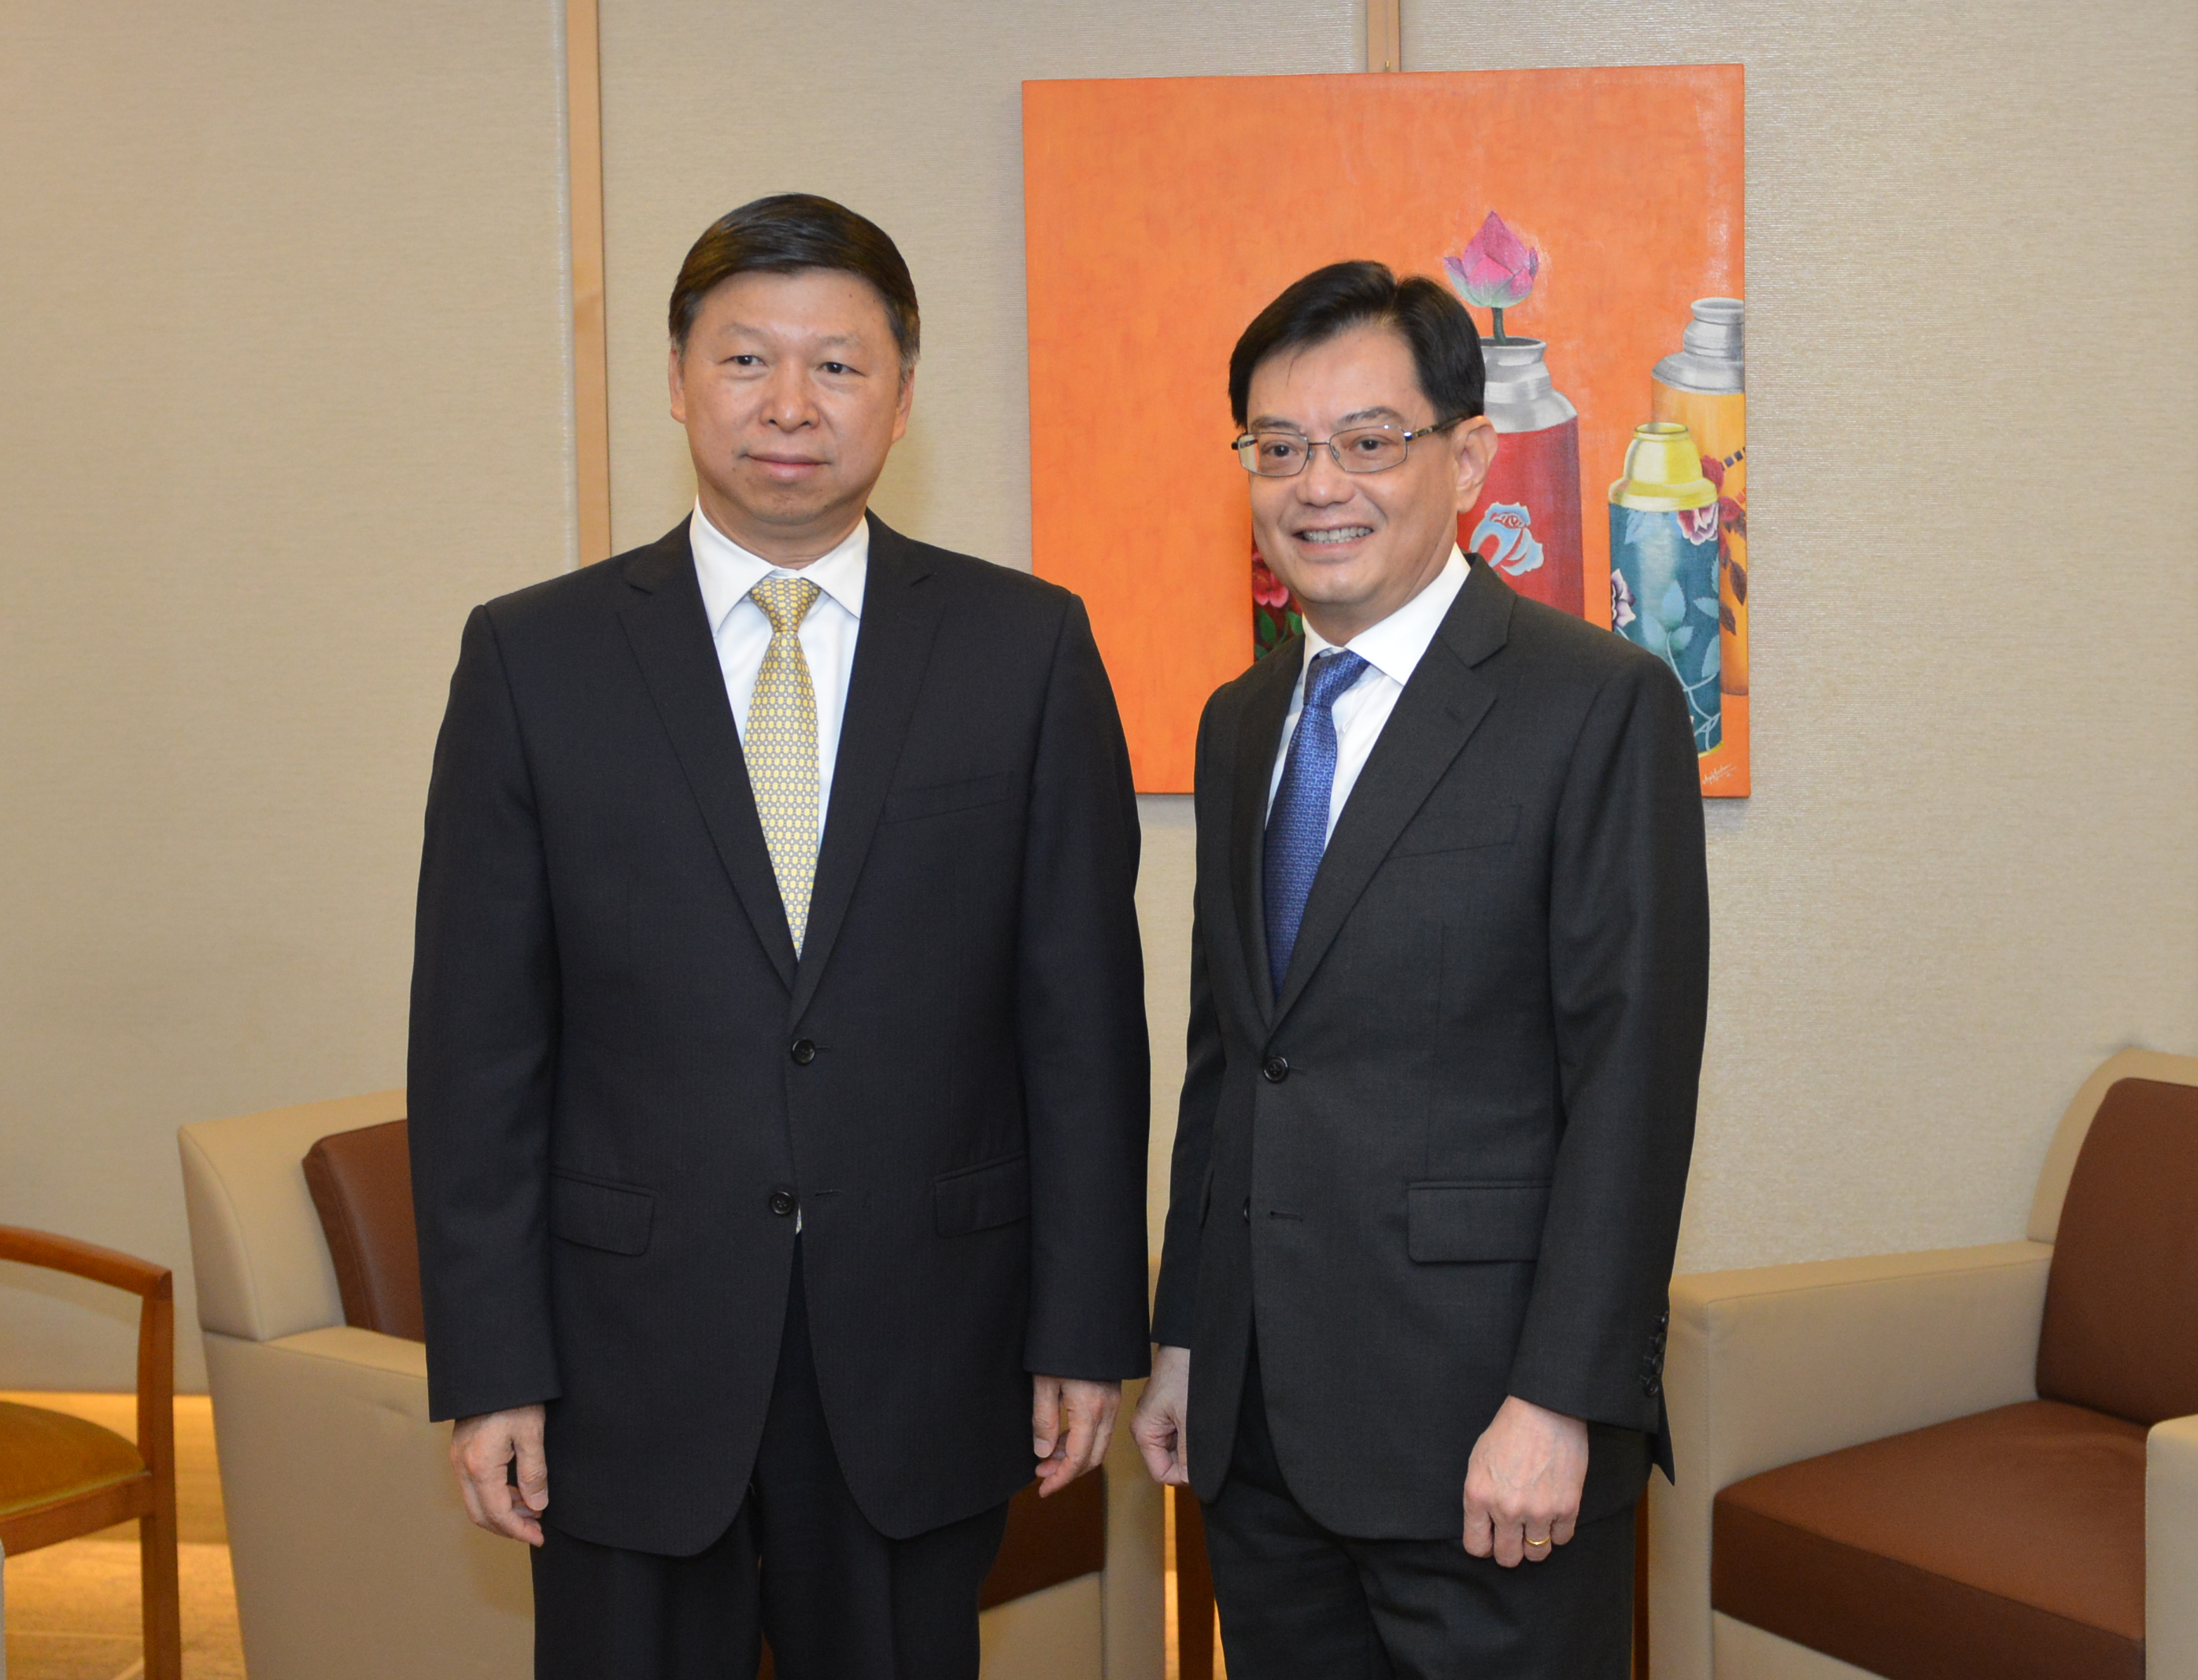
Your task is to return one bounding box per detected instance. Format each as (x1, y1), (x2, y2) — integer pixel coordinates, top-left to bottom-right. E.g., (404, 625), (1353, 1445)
(137, 1278), (182, 1680)
(140, 1504), (183, 1680)
(1173, 1485), (1216, 1680)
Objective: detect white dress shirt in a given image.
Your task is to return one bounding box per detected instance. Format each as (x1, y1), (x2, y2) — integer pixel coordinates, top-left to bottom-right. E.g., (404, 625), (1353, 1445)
(1267, 547), (1469, 841)
(690, 503), (867, 811)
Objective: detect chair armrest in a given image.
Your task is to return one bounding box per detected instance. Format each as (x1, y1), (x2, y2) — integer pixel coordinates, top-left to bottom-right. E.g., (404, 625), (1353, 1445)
(2149, 1413), (2198, 1676)
(0, 1224), (177, 1486)
(1648, 1240), (2050, 1680)
(0, 1224), (169, 1298)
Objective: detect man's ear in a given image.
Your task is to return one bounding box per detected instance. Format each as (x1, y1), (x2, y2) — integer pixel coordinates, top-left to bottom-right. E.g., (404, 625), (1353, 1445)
(667, 339), (687, 424)
(892, 364), (916, 443)
(1452, 416), (1498, 510)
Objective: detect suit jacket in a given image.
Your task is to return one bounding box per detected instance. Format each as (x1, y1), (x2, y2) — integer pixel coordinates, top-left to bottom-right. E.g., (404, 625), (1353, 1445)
(1151, 559), (1709, 1540)
(408, 514), (1151, 1555)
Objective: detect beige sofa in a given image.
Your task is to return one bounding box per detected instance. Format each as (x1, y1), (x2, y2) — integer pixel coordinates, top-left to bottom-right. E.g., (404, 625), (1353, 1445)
(1649, 1048), (2198, 1679)
(179, 1091), (1163, 1680)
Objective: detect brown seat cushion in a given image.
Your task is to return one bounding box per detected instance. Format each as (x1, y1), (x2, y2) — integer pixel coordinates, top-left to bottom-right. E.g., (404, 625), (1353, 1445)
(981, 1469), (1107, 1608)
(2037, 1075), (2198, 1424)
(303, 1118), (426, 1341)
(1713, 1399), (2144, 1680)
(0, 1401), (146, 1519)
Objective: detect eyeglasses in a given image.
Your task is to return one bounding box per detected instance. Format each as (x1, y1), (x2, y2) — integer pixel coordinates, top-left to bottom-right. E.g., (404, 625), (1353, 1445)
(1232, 417), (1465, 478)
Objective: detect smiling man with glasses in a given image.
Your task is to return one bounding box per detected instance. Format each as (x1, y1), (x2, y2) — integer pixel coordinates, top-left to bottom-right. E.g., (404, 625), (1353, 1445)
(1133, 260), (1710, 1678)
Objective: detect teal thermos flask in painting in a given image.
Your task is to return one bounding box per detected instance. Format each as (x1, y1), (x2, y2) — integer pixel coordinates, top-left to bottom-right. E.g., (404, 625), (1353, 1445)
(1609, 423), (1723, 754)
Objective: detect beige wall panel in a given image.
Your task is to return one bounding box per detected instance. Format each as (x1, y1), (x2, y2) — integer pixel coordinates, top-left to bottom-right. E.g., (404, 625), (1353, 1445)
(1406, 0), (2198, 1271)
(0, 0), (574, 1386)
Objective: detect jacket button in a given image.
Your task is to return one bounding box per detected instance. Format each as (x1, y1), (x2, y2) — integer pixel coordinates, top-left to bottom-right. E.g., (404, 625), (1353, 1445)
(1262, 1055), (1291, 1084)
(1241, 1198), (1250, 1224)
(789, 1039), (817, 1065)
(769, 1188), (797, 1217)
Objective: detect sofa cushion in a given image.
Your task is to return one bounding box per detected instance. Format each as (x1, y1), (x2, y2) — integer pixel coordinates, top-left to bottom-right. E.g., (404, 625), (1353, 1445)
(303, 1119), (427, 1342)
(981, 1470), (1106, 1609)
(2035, 1075), (2198, 1423)
(1712, 1399), (2144, 1680)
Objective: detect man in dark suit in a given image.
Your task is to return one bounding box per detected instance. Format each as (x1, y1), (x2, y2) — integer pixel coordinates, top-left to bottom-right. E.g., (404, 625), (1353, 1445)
(1132, 261), (1710, 1677)
(408, 194), (1151, 1680)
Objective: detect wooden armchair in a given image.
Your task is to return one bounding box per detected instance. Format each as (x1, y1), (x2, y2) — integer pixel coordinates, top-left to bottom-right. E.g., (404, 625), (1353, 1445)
(0, 1225), (180, 1680)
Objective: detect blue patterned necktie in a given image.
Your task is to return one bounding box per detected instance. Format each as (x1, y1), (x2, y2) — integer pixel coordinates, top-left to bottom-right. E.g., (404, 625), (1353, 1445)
(1263, 648), (1369, 995)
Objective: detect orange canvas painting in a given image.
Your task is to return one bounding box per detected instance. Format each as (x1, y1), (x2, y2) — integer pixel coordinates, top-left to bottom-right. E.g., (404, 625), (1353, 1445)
(1023, 66), (1748, 794)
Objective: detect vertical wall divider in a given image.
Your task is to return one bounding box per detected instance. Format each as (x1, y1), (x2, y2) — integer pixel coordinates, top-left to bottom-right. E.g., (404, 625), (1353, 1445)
(1366, 0), (1402, 72)
(566, 0), (614, 565)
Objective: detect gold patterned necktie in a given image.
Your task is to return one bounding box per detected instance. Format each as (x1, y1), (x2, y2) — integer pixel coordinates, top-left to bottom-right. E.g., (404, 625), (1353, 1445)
(746, 576), (822, 954)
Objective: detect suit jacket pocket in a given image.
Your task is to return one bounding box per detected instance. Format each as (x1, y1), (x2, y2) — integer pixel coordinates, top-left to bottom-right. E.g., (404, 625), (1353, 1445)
(549, 1171), (656, 1256)
(881, 771), (1018, 824)
(1406, 1180), (1550, 1262)
(933, 1153), (1031, 1237)
(1390, 803), (1521, 858)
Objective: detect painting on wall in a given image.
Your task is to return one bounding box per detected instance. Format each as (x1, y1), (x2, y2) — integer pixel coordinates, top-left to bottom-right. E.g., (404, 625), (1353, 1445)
(1023, 65), (1747, 795)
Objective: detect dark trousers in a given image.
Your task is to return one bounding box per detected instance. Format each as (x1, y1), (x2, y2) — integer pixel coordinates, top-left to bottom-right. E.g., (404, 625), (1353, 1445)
(1202, 1340), (1636, 1680)
(532, 1246), (1011, 1680)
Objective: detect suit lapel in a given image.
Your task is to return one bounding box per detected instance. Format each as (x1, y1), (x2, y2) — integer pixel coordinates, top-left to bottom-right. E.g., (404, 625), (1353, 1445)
(1272, 563), (1514, 1024)
(786, 514), (947, 1024)
(1230, 641), (1302, 1025)
(618, 519), (799, 989)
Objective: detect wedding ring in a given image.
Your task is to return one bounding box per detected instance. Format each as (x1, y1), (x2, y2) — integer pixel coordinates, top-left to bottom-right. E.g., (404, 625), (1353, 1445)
(1524, 1536), (1550, 1547)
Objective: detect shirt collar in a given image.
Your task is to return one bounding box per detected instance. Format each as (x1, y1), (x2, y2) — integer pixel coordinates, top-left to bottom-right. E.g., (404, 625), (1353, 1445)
(1301, 546), (1468, 689)
(690, 502), (870, 637)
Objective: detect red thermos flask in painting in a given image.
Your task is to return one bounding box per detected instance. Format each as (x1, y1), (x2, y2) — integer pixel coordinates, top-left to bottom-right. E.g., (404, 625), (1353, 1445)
(1459, 338), (1585, 617)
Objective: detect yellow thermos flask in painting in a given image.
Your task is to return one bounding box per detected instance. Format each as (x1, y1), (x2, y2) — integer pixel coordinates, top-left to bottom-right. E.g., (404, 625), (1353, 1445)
(1649, 298), (1746, 696)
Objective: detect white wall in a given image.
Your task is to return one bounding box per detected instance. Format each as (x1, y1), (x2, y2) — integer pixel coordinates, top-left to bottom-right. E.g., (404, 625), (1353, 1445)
(2, 0), (2192, 1388)
(0, 0), (574, 1387)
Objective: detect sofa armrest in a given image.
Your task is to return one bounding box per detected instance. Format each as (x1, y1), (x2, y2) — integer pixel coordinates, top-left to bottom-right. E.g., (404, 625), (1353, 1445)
(179, 1094), (405, 1343)
(202, 1327), (530, 1680)
(1649, 1240), (2051, 1680)
(2149, 1412), (2198, 1677)
(1099, 1376), (1165, 1680)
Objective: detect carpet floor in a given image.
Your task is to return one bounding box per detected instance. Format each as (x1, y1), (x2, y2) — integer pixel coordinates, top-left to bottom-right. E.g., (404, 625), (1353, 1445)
(3, 1540), (242, 1680)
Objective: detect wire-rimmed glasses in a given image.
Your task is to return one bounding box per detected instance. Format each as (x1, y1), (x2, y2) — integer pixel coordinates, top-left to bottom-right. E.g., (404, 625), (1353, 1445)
(1232, 417), (1465, 478)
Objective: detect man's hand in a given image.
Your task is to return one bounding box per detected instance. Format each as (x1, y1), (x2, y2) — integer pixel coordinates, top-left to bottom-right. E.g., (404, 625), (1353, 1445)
(1129, 1344), (1191, 1486)
(1032, 1376), (1120, 1497)
(1462, 1395), (1588, 1567)
(450, 1405), (549, 1545)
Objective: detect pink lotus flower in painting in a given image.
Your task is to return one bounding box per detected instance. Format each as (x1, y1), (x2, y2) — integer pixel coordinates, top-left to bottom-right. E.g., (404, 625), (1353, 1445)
(1252, 552), (1291, 609)
(1445, 212), (1540, 342)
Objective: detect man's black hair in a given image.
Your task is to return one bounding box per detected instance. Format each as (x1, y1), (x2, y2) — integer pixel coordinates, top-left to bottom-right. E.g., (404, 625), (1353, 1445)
(669, 193), (918, 367)
(1228, 260), (1483, 428)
